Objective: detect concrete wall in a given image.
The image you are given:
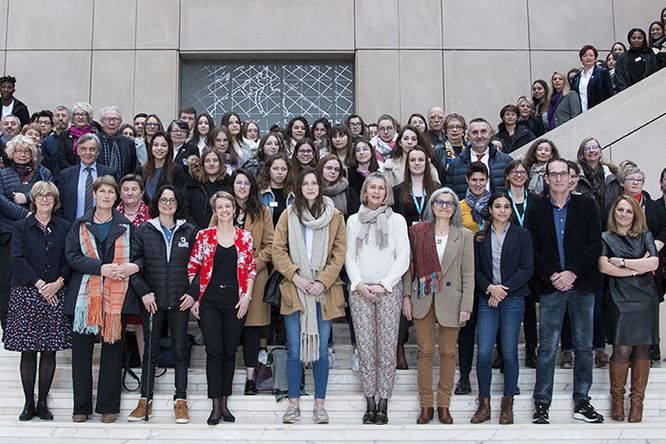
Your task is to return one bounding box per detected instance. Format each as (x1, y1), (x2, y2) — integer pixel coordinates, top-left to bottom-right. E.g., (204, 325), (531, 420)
(0, 0), (660, 125)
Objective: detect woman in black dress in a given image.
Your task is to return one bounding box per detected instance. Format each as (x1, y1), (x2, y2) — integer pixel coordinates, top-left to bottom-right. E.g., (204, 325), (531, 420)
(4, 181), (71, 421)
(599, 196), (660, 423)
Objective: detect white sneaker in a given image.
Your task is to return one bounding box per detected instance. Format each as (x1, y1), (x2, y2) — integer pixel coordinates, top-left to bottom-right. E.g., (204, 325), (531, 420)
(349, 349), (359, 372)
(328, 347), (336, 369)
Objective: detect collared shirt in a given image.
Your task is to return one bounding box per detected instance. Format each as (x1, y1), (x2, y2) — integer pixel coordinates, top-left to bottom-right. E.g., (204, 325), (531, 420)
(579, 68), (593, 112)
(470, 148), (491, 192)
(491, 223), (510, 284)
(76, 162), (98, 218)
(550, 194), (571, 270)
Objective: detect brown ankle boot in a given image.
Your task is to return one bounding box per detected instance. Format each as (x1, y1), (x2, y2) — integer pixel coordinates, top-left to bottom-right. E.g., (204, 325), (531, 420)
(437, 407), (453, 424)
(628, 358), (651, 423)
(470, 396), (491, 424)
(416, 407), (434, 424)
(499, 396), (514, 425)
(609, 361), (630, 421)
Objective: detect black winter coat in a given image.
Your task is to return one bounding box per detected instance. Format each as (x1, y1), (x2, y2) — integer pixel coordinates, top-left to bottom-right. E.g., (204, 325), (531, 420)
(495, 122), (536, 153)
(64, 208), (139, 316)
(130, 218), (198, 310)
(614, 48), (664, 91)
(182, 176), (231, 230)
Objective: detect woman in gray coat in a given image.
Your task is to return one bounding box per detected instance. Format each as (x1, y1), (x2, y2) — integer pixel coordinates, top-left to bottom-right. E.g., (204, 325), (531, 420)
(403, 187), (474, 425)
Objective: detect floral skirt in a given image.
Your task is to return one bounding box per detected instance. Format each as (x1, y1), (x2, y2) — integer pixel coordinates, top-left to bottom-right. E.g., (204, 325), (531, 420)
(3, 285), (72, 352)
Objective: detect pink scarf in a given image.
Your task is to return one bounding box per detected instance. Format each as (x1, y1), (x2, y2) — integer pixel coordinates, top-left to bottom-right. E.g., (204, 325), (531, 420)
(70, 124), (94, 155)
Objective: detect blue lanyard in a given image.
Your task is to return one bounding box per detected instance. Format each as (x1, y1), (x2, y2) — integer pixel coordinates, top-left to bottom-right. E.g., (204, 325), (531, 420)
(508, 188), (528, 227)
(411, 193), (426, 220)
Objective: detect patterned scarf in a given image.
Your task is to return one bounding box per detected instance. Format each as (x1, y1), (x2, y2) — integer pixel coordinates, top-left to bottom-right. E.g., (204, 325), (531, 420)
(580, 162), (606, 204)
(355, 204), (392, 251)
(409, 222), (443, 299)
(529, 163), (546, 196)
(117, 201), (150, 228)
(99, 132), (123, 181)
(73, 221), (130, 343)
(464, 188), (491, 224)
(69, 124), (93, 155)
(287, 197), (334, 363)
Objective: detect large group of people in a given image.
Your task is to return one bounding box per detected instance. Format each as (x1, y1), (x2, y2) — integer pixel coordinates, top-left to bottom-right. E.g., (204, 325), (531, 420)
(1, 14), (665, 427)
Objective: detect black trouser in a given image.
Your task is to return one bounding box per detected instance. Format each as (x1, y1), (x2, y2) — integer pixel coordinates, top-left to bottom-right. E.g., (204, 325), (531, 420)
(457, 297), (479, 380)
(200, 287), (245, 398)
(242, 326), (261, 368)
(0, 233), (12, 331)
(140, 308), (190, 400)
(71, 318), (127, 415)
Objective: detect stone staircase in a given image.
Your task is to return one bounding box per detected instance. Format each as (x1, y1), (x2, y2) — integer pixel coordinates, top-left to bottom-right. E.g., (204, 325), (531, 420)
(1, 324), (665, 443)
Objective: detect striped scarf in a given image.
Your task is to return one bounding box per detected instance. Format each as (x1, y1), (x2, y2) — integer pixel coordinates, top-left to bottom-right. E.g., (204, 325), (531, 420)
(73, 222), (130, 343)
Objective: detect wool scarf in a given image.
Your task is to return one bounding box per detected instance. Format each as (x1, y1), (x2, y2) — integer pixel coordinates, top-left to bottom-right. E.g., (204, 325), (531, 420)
(409, 222), (443, 298)
(73, 221), (130, 344)
(529, 163), (546, 196)
(355, 204), (392, 251)
(464, 188), (491, 224)
(322, 177), (349, 215)
(287, 197), (334, 363)
(69, 124), (93, 155)
(99, 132), (123, 181)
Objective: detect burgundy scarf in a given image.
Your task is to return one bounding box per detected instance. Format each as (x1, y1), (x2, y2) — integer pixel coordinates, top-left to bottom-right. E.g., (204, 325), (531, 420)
(409, 222), (443, 299)
(70, 124), (94, 155)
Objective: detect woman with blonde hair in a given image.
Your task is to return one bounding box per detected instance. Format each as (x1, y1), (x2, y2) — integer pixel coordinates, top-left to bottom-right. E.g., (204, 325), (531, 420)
(549, 71), (581, 129)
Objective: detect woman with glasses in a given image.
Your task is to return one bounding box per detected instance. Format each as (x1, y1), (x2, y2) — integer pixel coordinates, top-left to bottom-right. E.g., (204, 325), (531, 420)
(469, 192), (533, 425)
(4, 182), (70, 422)
(291, 138), (319, 178)
(127, 185), (198, 424)
(403, 187), (474, 424)
(344, 114), (368, 141)
(229, 169), (274, 396)
(345, 172), (410, 424)
(370, 115), (400, 165)
(317, 154), (359, 220)
(57, 102), (94, 170)
(576, 137), (622, 223)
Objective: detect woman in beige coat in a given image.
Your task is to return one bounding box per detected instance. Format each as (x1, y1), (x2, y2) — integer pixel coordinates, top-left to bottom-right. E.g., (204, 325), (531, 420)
(230, 169), (274, 395)
(272, 167), (347, 424)
(403, 186), (474, 425)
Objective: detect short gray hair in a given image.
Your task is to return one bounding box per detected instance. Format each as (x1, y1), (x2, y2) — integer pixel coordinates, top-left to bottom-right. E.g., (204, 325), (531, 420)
(619, 166), (645, 184)
(99, 105), (122, 120)
(1, 114), (20, 125)
(53, 105), (70, 117)
(77, 133), (101, 150)
(71, 102), (93, 121)
(423, 187), (462, 227)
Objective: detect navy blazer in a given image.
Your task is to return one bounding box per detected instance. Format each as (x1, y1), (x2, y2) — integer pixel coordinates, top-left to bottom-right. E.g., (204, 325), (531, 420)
(57, 163), (115, 223)
(572, 66), (613, 110)
(474, 222), (533, 298)
(525, 194), (602, 295)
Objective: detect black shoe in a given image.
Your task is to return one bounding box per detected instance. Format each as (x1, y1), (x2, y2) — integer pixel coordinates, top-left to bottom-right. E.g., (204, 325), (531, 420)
(221, 395), (235, 422)
(207, 399), (222, 426)
(362, 397), (376, 424)
(35, 400), (53, 420)
(532, 403), (549, 424)
(454, 377), (471, 395)
(375, 398), (388, 425)
(18, 401), (35, 421)
(514, 386), (521, 395)
(573, 401), (604, 423)
(525, 345), (537, 369)
(244, 379), (258, 396)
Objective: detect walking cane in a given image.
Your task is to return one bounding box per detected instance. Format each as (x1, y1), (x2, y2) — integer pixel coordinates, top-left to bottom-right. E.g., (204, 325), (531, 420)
(144, 312), (154, 422)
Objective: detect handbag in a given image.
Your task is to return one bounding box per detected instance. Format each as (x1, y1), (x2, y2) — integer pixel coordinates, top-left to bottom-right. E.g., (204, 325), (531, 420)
(263, 269), (283, 307)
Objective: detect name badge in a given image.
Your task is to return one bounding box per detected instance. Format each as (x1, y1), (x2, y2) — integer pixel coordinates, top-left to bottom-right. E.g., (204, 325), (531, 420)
(177, 237), (189, 248)
(412, 221), (419, 226)
(269, 201), (278, 208)
(635, 56), (642, 62)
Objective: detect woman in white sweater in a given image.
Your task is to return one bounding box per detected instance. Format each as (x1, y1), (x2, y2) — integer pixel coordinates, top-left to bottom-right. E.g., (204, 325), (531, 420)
(345, 172), (410, 425)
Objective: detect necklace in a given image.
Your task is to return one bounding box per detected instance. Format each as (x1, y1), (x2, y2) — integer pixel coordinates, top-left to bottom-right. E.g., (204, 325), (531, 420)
(436, 237), (443, 245)
(94, 213), (113, 223)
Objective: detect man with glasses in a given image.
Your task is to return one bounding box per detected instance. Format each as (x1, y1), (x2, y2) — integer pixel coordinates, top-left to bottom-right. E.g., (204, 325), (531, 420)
(98, 106), (137, 181)
(525, 158), (604, 425)
(57, 133), (114, 222)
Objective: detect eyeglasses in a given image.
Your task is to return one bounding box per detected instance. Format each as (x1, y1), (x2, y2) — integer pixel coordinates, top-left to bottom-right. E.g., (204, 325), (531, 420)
(547, 171), (570, 179)
(234, 180), (251, 188)
(511, 170), (528, 177)
(584, 144), (601, 152)
(625, 178), (644, 184)
(348, 122), (362, 128)
(297, 149), (313, 155)
(36, 193), (54, 200)
(433, 199), (455, 209)
(145, 122), (160, 128)
(102, 117), (121, 123)
(14, 148), (32, 155)
(72, 112), (88, 118)
(159, 197), (177, 205)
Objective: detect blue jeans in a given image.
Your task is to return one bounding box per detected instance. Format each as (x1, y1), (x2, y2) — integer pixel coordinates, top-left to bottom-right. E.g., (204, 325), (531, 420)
(476, 295), (525, 397)
(284, 303), (332, 399)
(533, 290), (594, 407)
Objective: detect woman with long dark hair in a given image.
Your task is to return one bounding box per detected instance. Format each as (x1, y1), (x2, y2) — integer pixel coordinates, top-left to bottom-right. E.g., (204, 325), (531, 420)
(382, 125), (439, 190)
(136, 131), (186, 202)
(347, 139), (380, 197)
(183, 147), (231, 230)
(291, 137), (319, 178)
(272, 167), (347, 424)
(257, 153), (295, 228)
(243, 132), (286, 178)
(317, 154), (360, 219)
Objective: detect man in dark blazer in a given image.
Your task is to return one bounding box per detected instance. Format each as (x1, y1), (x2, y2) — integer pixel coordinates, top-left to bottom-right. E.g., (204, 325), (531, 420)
(58, 133), (114, 222)
(525, 158), (604, 425)
(97, 106), (137, 182)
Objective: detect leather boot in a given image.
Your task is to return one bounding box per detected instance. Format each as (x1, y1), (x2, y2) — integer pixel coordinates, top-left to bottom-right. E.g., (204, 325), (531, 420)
(628, 358), (651, 423)
(416, 407), (434, 424)
(396, 344), (408, 370)
(470, 396), (491, 424)
(499, 396), (514, 425)
(437, 407), (453, 424)
(609, 361), (630, 421)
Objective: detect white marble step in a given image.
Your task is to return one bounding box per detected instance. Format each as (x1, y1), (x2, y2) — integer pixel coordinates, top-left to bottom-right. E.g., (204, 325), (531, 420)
(1, 418), (664, 444)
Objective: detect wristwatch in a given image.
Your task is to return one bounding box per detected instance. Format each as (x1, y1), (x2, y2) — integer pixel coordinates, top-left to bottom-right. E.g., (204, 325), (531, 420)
(620, 259), (625, 268)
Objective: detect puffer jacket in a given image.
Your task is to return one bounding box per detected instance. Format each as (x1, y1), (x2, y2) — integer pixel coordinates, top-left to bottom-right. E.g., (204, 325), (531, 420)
(130, 218), (198, 309)
(0, 164), (52, 233)
(444, 145), (512, 199)
(183, 176), (230, 230)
